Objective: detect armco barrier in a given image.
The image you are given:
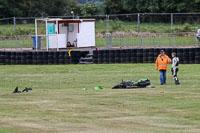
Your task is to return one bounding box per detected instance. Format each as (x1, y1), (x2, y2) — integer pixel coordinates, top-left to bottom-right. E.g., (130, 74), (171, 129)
(0, 48), (200, 65)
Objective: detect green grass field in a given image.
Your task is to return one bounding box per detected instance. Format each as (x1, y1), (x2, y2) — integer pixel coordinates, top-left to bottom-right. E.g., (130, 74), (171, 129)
(0, 64), (200, 133)
(0, 36), (198, 48)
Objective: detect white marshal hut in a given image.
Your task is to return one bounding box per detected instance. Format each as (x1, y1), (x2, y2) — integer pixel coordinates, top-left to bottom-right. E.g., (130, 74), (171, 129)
(35, 18), (96, 50)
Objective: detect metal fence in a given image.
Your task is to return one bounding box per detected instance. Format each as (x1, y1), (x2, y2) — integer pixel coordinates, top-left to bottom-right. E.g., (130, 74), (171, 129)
(0, 13), (200, 49)
(0, 35), (46, 50)
(105, 32), (199, 48)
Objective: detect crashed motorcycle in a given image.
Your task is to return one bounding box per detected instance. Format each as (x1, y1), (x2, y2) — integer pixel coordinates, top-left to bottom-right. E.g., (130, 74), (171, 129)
(112, 78), (151, 89)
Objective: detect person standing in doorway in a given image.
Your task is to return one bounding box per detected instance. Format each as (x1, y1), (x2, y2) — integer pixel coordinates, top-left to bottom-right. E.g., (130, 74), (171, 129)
(156, 50), (172, 85)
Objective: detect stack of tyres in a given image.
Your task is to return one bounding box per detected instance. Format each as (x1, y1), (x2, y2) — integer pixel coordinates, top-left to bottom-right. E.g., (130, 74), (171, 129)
(93, 51), (98, 64)
(70, 51), (80, 64)
(172, 48), (177, 52)
(98, 50), (103, 64)
(58, 51), (66, 64)
(195, 48), (200, 64)
(171, 48), (177, 56)
(120, 49), (126, 63)
(164, 48), (172, 58)
(171, 48), (177, 62)
(32, 52), (37, 65)
(115, 50), (121, 63)
(154, 48), (160, 61)
(26, 52), (33, 65)
(0, 51), (5, 65)
(48, 51), (54, 65)
(143, 49), (149, 63)
(126, 49), (131, 63)
(22, 52), (27, 65)
(16, 51), (22, 65)
(177, 48), (183, 64)
(42, 51), (48, 64)
(21, 52), (26, 65)
(148, 48), (154, 63)
(81, 51), (89, 58)
(11, 52), (16, 65)
(131, 49), (137, 63)
(137, 49), (143, 63)
(103, 50), (109, 64)
(109, 50), (115, 64)
(64, 51), (70, 64)
(36, 52), (44, 65)
(5, 51), (11, 65)
(183, 48), (189, 64)
(54, 52), (60, 64)
(189, 48), (195, 64)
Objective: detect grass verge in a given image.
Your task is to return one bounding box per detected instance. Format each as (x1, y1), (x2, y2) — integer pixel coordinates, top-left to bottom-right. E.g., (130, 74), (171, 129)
(0, 64), (200, 133)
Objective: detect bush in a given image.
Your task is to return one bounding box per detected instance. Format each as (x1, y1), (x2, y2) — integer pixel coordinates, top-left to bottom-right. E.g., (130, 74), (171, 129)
(110, 19), (125, 32)
(174, 23), (194, 33)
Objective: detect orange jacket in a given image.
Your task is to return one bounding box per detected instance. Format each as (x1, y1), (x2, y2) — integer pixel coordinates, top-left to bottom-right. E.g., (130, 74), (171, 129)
(156, 54), (171, 70)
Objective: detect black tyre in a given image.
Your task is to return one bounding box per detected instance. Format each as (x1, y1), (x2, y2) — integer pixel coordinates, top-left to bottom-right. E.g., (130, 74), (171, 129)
(11, 60), (16, 65)
(131, 49), (137, 57)
(149, 52), (154, 56)
(16, 60), (21, 65)
(148, 57), (154, 63)
(93, 58), (98, 64)
(126, 57), (131, 63)
(26, 60), (32, 65)
(115, 50), (121, 57)
(137, 57), (143, 63)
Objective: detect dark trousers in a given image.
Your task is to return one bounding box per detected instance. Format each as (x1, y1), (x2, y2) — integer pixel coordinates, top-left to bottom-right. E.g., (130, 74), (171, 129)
(159, 70), (166, 84)
(171, 68), (180, 84)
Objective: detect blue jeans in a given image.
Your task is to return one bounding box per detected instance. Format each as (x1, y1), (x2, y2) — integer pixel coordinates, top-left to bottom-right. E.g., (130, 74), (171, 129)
(159, 70), (166, 84)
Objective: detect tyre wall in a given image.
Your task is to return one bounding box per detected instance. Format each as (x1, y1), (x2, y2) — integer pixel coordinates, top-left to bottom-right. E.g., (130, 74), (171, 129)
(93, 48), (200, 64)
(0, 51), (86, 65)
(0, 48), (199, 65)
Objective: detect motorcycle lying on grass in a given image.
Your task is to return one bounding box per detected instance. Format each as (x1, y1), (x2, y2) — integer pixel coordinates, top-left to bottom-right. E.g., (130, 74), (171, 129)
(112, 78), (152, 89)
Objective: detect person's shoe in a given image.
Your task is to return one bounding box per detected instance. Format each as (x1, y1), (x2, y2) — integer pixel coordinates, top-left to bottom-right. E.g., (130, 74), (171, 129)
(175, 79), (180, 85)
(160, 83), (164, 85)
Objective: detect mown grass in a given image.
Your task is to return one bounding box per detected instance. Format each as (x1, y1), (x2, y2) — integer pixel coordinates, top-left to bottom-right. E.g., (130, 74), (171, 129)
(0, 64), (200, 133)
(0, 36), (198, 48)
(97, 36), (198, 47)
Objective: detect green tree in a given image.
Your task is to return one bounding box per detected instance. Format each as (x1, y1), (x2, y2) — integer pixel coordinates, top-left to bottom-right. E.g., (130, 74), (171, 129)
(0, 0), (79, 17)
(79, 2), (99, 16)
(104, 0), (125, 14)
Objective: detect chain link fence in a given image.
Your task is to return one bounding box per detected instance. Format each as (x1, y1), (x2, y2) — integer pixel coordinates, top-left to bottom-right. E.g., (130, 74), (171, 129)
(0, 35), (46, 50)
(0, 13), (200, 49)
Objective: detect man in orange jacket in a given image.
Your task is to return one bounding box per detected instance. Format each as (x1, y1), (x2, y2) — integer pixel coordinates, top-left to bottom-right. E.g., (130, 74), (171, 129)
(156, 50), (172, 85)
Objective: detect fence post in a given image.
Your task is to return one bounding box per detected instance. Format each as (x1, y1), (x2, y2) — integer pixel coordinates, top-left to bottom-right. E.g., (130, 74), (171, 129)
(106, 15), (112, 47)
(171, 13), (173, 33)
(106, 15), (109, 33)
(13, 17), (16, 33)
(137, 13), (140, 33)
(140, 34), (143, 48)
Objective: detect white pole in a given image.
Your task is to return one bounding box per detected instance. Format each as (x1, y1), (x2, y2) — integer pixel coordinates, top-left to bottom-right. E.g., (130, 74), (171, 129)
(56, 20), (59, 51)
(35, 19), (38, 51)
(46, 19), (48, 51)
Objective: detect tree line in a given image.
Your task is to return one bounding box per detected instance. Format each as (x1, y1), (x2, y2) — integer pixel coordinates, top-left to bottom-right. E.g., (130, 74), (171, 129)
(0, 0), (200, 18)
(104, 0), (200, 14)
